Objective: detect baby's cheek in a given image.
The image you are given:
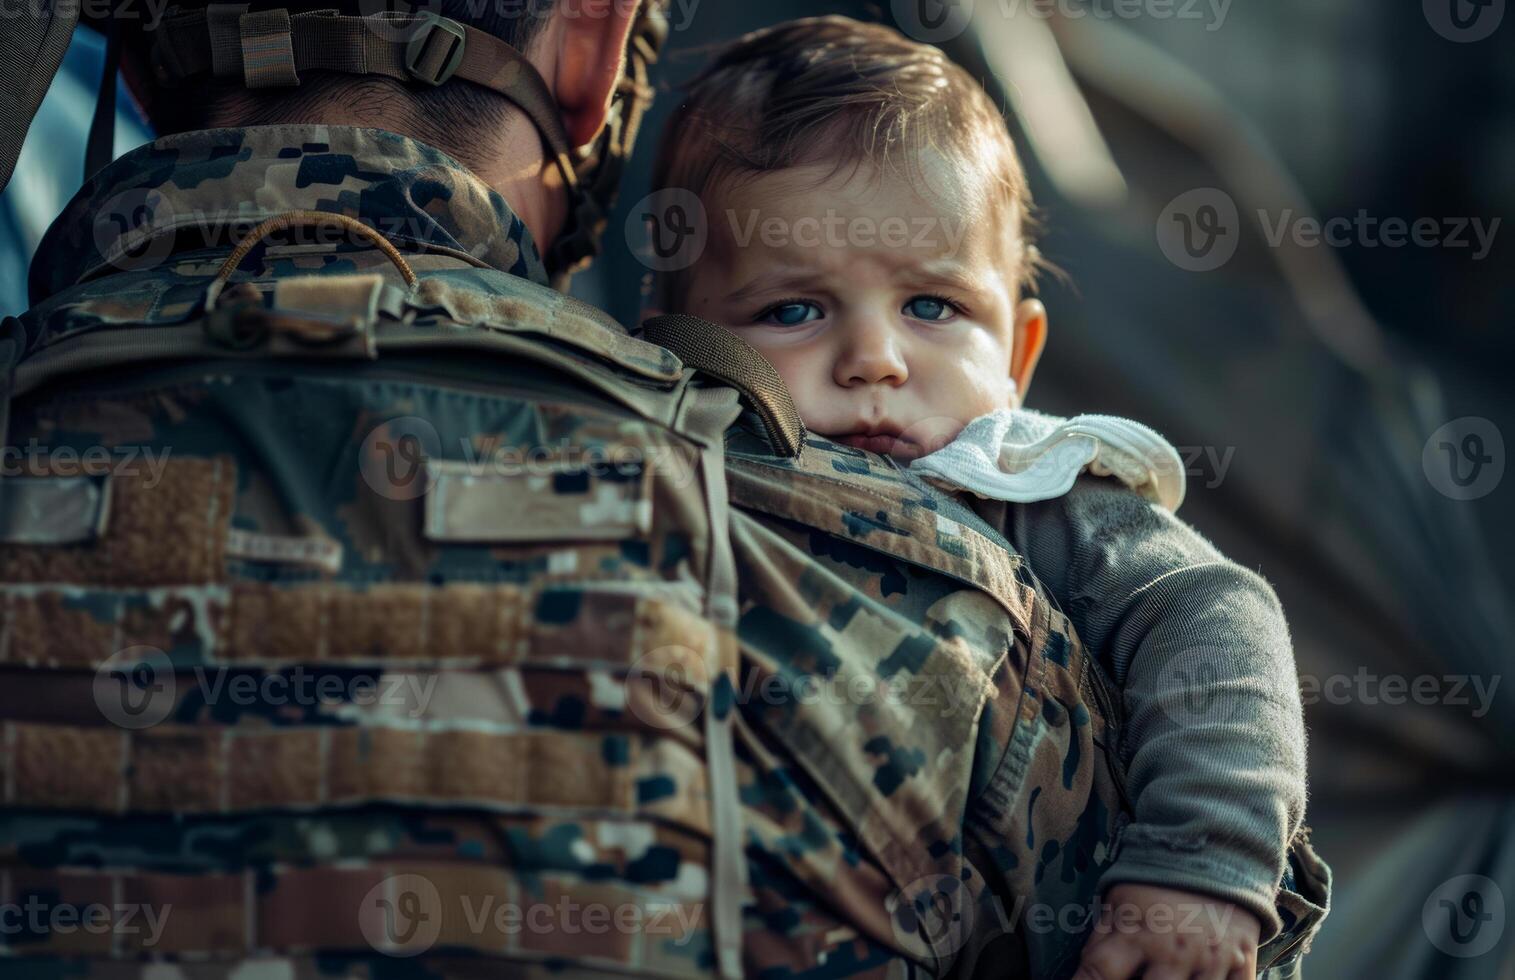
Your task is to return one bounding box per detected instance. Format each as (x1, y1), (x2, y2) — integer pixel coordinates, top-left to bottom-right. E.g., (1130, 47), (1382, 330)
(951, 354), (1016, 415)
(901, 415), (968, 456)
(761, 347), (830, 419)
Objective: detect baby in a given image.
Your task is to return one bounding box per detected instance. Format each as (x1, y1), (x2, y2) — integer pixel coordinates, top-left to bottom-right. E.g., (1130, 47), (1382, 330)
(646, 16), (1309, 979)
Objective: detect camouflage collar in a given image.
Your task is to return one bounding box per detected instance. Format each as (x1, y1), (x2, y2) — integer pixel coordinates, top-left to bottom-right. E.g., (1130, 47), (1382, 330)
(30, 124), (549, 303)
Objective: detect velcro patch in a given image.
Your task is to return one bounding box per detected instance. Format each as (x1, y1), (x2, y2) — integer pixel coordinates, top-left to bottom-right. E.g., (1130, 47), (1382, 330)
(424, 459), (652, 544)
(0, 475), (111, 545)
(0, 456), (235, 587)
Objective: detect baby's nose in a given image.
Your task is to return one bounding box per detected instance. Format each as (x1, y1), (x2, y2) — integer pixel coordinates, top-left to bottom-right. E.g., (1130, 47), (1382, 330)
(835, 330), (909, 387)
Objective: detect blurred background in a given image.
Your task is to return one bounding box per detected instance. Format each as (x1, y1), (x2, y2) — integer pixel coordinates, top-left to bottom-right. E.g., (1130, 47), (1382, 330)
(3, 1), (1511, 975)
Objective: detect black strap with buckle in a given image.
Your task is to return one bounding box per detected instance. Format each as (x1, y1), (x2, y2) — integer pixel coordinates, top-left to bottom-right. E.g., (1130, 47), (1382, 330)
(405, 14), (466, 86)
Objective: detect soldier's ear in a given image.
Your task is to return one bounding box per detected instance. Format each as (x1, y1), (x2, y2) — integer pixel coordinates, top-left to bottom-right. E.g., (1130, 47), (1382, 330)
(542, 0), (639, 148)
(1010, 298), (1047, 406)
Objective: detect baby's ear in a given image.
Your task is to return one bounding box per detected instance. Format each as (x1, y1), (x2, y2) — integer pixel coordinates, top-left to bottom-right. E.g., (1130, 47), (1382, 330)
(1010, 299), (1048, 405)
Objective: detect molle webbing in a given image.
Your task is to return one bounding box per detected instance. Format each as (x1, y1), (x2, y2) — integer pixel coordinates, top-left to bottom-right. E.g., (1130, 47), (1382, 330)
(2, 721), (710, 833)
(0, 582), (715, 672)
(0, 864), (709, 967)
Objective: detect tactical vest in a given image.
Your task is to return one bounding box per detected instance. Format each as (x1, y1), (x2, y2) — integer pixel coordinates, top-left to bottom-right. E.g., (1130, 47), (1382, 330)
(0, 240), (754, 976)
(0, 235), (1327, 977)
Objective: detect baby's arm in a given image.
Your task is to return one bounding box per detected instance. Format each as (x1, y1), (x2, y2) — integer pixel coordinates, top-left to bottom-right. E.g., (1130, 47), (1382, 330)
(994, 475), (1306, 972)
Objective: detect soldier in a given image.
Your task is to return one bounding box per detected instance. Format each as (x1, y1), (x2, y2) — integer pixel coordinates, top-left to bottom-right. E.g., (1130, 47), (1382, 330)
(0, 3), (1326, 979)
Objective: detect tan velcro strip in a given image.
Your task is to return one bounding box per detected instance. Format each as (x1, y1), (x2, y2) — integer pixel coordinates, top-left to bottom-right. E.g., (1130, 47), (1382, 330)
(1, 583), (710, 676)
(0, 456), (235, 587)
(0, 589), (124, 668)
(7, 723), (126, 811)
(1, 723), (709, 834)
(5, 866), (711, 972)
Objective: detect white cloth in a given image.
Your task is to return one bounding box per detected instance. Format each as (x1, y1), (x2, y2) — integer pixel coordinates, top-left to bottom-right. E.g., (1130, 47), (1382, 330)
(910, 408), (1187, 512)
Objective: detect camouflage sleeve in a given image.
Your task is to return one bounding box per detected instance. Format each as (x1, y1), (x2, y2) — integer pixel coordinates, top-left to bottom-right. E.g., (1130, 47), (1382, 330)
(994, 475), (1307, 941)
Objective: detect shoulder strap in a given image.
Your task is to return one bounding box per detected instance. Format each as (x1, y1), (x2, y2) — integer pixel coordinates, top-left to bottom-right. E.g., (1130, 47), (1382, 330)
(639, 314), (806, 459)
(151, 8), (581, 197)
(0, 0), (78, 191)
(674, 383), (746, 980)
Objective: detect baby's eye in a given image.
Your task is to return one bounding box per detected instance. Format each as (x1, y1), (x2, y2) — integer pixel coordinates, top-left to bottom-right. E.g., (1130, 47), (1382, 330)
(903, 295), (957, 322)
(757, 301), (824, 326)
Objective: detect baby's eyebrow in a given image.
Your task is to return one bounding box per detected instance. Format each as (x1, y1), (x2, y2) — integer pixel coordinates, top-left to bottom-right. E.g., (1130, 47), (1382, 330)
(727, 270), (831, 303)
(898, 258), (992, 295)
(914, 264), (982, 290)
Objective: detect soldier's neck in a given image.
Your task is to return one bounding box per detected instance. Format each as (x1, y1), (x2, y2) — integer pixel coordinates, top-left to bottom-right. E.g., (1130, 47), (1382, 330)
(199, 106), (566, 269)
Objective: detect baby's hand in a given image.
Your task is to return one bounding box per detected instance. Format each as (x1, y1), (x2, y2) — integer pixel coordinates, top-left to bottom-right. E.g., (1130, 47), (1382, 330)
(1073, 883), (1260, 980)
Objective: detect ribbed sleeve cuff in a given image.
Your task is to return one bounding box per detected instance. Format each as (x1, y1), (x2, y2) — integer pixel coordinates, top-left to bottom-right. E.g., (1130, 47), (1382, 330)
(1098, 827), (1285, 942)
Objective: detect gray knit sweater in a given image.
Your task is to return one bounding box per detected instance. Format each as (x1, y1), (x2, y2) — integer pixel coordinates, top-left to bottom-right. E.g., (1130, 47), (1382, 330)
(975, 475), (1306, 940)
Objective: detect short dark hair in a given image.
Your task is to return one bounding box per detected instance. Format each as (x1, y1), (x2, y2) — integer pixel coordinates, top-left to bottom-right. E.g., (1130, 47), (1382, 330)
(130, 0), (557, 158)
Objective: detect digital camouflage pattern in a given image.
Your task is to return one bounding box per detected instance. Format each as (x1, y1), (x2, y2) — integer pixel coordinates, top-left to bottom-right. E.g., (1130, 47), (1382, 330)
(0, 125), (1327, 978)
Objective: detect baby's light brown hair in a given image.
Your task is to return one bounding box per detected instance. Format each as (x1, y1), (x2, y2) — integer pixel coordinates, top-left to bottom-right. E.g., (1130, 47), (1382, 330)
(651, 15), (1040, 310)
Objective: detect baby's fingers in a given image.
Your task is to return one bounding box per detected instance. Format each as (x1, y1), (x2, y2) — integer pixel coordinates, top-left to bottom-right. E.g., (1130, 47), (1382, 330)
(1141, 967), (1192, 980)
(1073, 934), (1145, 980)
(1223, 942), (1259, 980)
(1196, 951), (1242, 980)
(1195, 961), (1229, 980)
(1191, 938), (1249, 979)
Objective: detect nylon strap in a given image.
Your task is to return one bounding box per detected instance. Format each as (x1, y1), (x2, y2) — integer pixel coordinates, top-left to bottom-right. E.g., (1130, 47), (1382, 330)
(0, 0), (79, 191)
(641, 314), (806, 458)
(83, 18), (122, 181)
(679, 383), (747, 980)
(239, 8), (300, 88)
(152, 7), (579, 193)
(2, 720), (712, 831)
(0, 316), (27, 519)
(0, 864), (709, 964)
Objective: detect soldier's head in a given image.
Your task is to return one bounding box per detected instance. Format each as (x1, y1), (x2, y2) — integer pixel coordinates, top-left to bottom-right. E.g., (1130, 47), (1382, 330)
(117, 0), (645, 255)
(650, 16), (1050, 461)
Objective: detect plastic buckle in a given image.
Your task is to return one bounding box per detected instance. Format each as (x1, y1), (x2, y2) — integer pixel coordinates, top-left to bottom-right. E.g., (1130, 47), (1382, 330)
(405, 14), (466, 87)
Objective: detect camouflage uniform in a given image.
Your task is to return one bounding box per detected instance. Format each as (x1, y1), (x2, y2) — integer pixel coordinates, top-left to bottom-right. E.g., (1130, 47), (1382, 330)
(0, 124), (1326, 978)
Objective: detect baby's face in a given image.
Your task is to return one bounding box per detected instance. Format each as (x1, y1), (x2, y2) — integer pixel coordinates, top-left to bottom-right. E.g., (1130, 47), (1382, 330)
(680, 156), (1044, 461)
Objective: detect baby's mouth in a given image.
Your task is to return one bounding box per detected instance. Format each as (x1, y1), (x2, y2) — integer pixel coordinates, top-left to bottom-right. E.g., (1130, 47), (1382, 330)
(832, 425), (926, 461)
(830, 416), (967, 461)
